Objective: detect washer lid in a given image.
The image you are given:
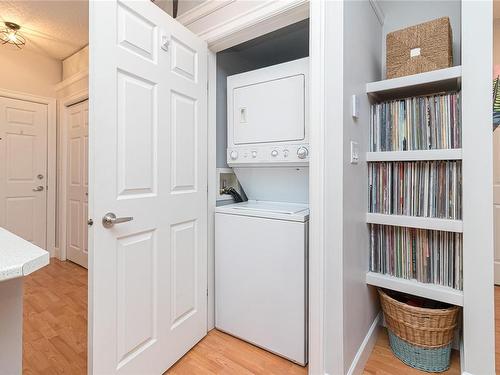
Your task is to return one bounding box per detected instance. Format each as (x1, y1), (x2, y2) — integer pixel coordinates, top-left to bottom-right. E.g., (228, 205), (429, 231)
(215, 200), (309, 222)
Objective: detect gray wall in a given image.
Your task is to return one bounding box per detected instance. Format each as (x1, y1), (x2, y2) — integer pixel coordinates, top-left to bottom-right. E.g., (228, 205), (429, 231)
(216, 53), (255, 168)
(216, 20), (309, 168)
(341, 0), (382, 371)
(380, 0), (461, 77)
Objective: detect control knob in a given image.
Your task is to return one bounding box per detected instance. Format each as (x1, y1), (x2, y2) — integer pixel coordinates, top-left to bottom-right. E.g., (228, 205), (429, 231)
(297, 147), (309, 159)
(271, 150), (279, 157)
(230, 150), (238, 160)
(252, 151), (257, 158)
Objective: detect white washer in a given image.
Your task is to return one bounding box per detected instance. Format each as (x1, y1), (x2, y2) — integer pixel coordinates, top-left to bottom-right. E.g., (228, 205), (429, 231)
(215, 200), (308, 365)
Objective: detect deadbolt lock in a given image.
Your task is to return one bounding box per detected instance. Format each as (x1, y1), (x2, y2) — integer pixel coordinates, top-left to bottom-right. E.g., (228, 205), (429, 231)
(87, 219), (93, 226)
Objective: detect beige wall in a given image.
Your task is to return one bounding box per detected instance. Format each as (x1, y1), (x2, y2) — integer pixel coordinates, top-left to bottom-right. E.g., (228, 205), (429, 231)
(62, 46), (89, 80)
(494, 19), (500, 65)
(0, 47), (61, 97)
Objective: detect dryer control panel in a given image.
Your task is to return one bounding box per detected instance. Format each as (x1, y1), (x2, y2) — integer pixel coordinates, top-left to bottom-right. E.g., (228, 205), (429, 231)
(227, 144), (309, 166)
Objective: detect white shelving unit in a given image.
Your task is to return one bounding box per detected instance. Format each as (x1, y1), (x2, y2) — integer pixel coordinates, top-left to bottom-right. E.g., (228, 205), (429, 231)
(366, 272), (464, 306)
(366, 149), (462, 162)
(366, 65), (461, 101)
(365, 66), (464, 307)
(366, 213), (463, 233)
(355, 4), (493, 374)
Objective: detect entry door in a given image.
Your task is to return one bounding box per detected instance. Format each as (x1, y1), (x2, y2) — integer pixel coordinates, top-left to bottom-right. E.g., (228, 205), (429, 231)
(67, 100), (88, 268)
(0, 96), (47, 248)
(494, 128), (500, 284)
(89, 0), (208, 373)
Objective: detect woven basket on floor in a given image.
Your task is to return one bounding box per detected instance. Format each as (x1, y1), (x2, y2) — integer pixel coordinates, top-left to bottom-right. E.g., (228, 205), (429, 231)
(386, 17), (453, 79)
(378, 289), (460, 372)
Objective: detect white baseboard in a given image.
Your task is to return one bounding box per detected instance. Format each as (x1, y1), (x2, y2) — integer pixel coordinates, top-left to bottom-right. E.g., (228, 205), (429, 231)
(347, 312), (382, 375)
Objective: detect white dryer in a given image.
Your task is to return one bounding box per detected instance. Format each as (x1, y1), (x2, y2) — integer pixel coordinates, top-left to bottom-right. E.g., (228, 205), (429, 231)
(215, 57), (309, 365)
(215, 201), (308, 365)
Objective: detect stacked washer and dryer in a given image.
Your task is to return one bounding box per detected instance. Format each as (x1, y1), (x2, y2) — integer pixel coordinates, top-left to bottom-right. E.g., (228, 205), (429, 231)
(215, 57), (309, 365)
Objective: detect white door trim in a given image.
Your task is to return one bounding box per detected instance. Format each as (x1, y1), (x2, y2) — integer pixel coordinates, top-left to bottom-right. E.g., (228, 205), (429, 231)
(203, 1), (326, 374)
(0, 88), (57, 256)
(58, 88), (89, 262)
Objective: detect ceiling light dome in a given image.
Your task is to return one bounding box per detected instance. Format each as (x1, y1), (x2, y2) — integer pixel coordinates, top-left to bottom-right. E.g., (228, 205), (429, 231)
(1, 22), (26, 49)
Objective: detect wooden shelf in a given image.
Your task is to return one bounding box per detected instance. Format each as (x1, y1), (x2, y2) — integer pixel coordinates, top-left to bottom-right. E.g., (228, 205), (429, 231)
(366, 66), (461, 101)
(366, 213), (463, 233)
(366, 149), (462, 162)
(366, 272), (464, 306)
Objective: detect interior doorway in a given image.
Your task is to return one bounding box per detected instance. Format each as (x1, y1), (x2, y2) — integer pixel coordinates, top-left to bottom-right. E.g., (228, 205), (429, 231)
(65, 99), (89, 268)
(0, 95), (48, 249)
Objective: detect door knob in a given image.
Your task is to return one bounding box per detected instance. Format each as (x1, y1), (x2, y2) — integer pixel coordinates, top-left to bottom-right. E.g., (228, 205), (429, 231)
(32, 185), (44, 192)
(102, 212), (133, 228)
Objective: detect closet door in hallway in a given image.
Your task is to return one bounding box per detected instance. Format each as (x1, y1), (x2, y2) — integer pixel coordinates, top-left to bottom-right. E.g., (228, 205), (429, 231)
(67, 99), (88, 268)
(0, 96), (48, 248)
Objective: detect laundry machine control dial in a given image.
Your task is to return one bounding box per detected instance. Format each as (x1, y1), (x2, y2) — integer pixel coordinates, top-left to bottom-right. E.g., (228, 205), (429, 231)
(271, 150), (279, 157)
(297, 147), (309, 159)
(230, 151), (239, 160)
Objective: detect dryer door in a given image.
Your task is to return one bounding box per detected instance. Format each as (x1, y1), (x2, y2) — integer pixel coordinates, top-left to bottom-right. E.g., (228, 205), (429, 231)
(232, 74), (305, 145)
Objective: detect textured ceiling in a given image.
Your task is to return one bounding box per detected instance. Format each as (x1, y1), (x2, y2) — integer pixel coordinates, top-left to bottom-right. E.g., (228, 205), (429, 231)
(0, 0), (88, 60)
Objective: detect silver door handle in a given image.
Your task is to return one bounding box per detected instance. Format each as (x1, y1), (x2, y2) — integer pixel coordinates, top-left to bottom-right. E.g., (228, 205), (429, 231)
(102, 212), (133, 228)
(33, 185), (44, 192)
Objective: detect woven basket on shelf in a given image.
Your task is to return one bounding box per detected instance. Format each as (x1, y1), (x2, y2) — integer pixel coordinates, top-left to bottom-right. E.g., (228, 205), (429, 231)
(386, 17), (453, 79)
(378, 289), (460, 372)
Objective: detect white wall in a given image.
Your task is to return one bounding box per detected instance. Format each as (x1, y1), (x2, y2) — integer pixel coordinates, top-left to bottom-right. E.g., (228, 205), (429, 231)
(380, 0), (461, 77)
(341, 0), (382, 372)
(178, 0), (204, 15)
(0, 47), (61, 97)
(62, 46), (89, 80)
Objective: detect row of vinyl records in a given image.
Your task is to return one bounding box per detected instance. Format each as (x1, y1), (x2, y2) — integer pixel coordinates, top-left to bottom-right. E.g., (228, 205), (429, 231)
(369, 224), (463, 290)
(369, 92), (461, 152)
(368, 160), (462, 219)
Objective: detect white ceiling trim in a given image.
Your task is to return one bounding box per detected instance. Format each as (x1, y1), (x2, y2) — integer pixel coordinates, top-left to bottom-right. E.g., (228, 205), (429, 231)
(176, 0), (236, 26)
(185, 0), (309, 52)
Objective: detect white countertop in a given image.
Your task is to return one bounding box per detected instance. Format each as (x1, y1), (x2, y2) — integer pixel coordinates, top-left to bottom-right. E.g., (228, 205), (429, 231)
(0, 228), (49, 282)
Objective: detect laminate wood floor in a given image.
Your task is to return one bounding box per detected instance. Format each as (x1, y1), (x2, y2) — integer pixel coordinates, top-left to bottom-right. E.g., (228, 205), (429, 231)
(23, 258), (87, 375)
(21, 260), (500, 374)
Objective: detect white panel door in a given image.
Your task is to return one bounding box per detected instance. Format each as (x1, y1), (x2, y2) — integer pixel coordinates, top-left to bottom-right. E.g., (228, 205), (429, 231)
(89, 1), (207, 373)
(494, 128), (500, 284)
(67, 100), (88, 268)
(0, 96), (47, 248)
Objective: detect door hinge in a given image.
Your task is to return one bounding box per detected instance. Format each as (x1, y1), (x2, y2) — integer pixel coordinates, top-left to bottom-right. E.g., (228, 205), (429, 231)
(206, 288), (208, 297)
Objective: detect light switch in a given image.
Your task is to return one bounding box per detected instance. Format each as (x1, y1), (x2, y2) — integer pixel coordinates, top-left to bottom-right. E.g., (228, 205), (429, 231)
(350, 141), (359, 164)
(351, 94), (359, 119)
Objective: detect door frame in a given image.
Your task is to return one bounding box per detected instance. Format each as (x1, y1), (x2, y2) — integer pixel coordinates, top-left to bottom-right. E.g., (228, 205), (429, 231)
(58, 88), (89, 262)
(200, 1), (326, 374)
(0, 88), (57, 255)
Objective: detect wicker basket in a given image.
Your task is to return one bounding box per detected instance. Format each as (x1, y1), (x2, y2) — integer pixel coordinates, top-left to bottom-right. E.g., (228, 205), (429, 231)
(388, 331), (452, 373)
(379, 289), (460, 372)
(386, 17), (453, 79)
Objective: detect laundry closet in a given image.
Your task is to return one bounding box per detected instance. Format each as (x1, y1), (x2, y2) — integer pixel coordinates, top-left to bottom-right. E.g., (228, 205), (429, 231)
(212, 20), (310, 366)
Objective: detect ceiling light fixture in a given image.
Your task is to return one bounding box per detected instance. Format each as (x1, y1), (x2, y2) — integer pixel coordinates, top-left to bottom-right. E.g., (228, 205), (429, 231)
(1, 22), (26, 49)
